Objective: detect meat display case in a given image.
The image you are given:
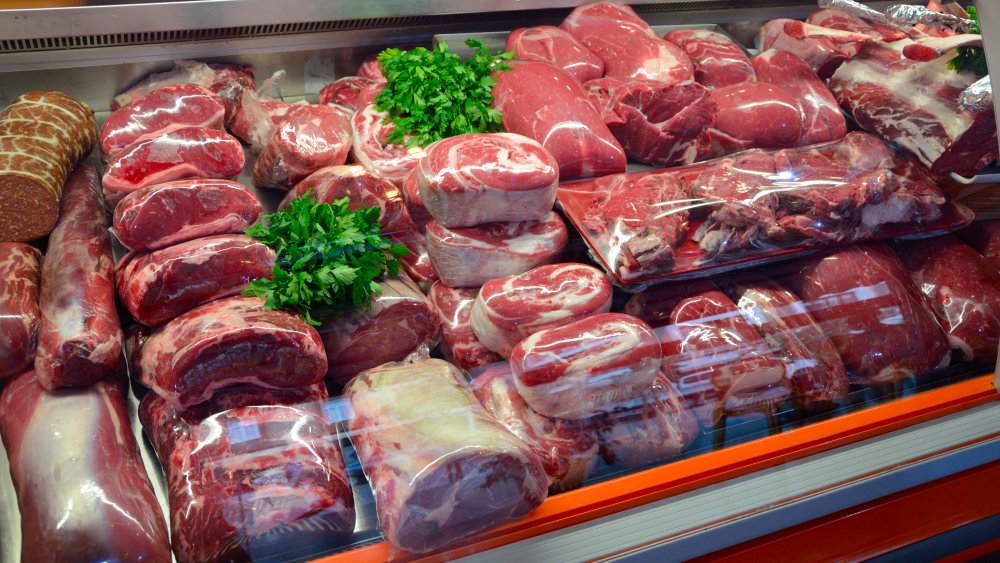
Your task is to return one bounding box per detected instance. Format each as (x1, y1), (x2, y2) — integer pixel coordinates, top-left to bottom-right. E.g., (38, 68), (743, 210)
(1, 1), (1000, 561)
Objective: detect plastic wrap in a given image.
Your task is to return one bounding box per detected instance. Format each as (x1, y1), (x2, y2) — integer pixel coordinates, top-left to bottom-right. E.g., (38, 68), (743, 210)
(416, 132), (559, 228)
(491, 60), (626, 180)
(115, 234), (276, 326)
(112, 179), (263, 251)
(471, 364), (600, 492)
(0, 371), (171, 563)
(318, 76), (382, 110)
(708, 82), (803, 156)
(135, 296), (327, 408)
(894, 235), (1000, 362)
(505, 25), (604, 83)
(319, 275), (440, 385)
(960, 75), (993, 115)
(111, 59), (255, 111)
(884, 4), (975, 33)
(0, 243), (41, 379)
(391, 224), (439, 291)
(558, 132), (971, 286)
(350, 103), (423, 186)
(140, 384), (355, 563)
(426, 211), (569, 288)
(470, 263), (613, 358)
(784, 242), (951, 385)
(253, 104), (353, 190)
(664, 29), (756, 89)
(35, 166), (122, 389)
(345, 359), (548, 555)
(401, 169), (431, 225)
(428, 282), (504, 370)
(102, 126), (245, 205)
(510, 312), (662, 420)
(99, 83), (225, 161)
(225, 70), (309, 153)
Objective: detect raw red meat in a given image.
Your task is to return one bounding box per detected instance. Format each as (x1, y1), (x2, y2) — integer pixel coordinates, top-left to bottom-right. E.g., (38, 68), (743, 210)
(427, 282), (503, 370)
(708, 82), (803, 156)
(722, 275), (849, 410)
(511, 312), (662, 420)
(345, 359), (547, 554)
(664, 29), (756, 89)
(582, 171), (689, 279)
(506, 25), (604, 83)
(358, 57), (384, 81)
(318, 76), (382, 110)
(102, 126), (245, 205)
(492, 60), (626, 180)
(113, 179), (262, 251)
(625, 280), (791, 426)
(112, 59), (255, 110)
(319, 275), (440, 385)
(35, 166), (122, 389)
(391, 224), (439, 291)
(0, 243), (41, 379)
(828, 36), (997, 178)
(755, 18), (871, 79)
(0, 371), (171, 563)
(807, 7), (908, 42)
(116, 234), (275, 326)
(562, 2), (694, 85)
(426, 211), (568, 288)
(784, 242), (951, 384)
(351, 103), (422, 186)
(225, 73), (309, 154)
(595, 371), (699, 467)
(401, 169), (431, 225)
(100, 83), (225, 161)
(136, 296), (327, 408)
(894, 235), (1000, 362)
(140, 385), (355, 563)
(751, 49), (848, 145)
(470, 263), (613, 358)
(960, 220), (1000, 270)
(584, 77), (716, 166)
(253, 104), (352, 190)
(472, 364), (599, 492)
(417, 132), (559, 228)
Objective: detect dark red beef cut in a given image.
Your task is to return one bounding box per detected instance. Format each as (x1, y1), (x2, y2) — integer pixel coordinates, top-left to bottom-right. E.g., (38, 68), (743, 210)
(0, 372), (171, 563)
(625, 280), (791, 426)
(320, 275), (440, 386)
(140, 384), (354, 563)
(318, 76), (382, 110)
(664, 29), (756, 89)
(506, 25), (604, 83)
(345, 359), (547, 554)
(894, 235), (1000, 362)
(707, 82), (803, 157)
(136, 296), (327, 408)
(472, 364), (599, 492)
(960, 220), (1000, 271)
(351, 103), (422, 186)
(253, 104), (353, 190)
(784, 242), (951, 384)
(0, 243), (41, 379)
(427, 282), (503, 370)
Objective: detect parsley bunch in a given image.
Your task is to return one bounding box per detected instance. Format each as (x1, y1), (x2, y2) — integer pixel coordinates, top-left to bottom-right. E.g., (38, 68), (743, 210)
(244, 194), (409, 326)
(375, 39), (513, 148)
(948, 7), (987, 75)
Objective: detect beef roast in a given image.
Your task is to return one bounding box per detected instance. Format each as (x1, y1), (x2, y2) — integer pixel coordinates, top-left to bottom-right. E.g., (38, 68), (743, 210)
(428, 282), (503, 370)
(351, 103), (422, 186)
(253, 104), (352, 190)
(0, 243), (41, 379)
(708, 82), (803, 157)
(506, 25), (604, 83)
(318, 76), (382, 110)
(664, 29), (756, 89)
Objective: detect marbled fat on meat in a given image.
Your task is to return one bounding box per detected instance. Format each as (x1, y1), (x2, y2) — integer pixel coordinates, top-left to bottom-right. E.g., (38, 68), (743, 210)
(664, 29), (756, 89)
(318, 76), (382, 110)
(351, 103), (422, 186)
(427, 282), (503, 370)
(253, 104), (353, 190)
(0, 243), (41, 379)
(506, 25), (604, 83)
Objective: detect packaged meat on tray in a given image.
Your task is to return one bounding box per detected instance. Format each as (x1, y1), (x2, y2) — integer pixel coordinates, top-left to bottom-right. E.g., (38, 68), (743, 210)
(345, 358), (548, 554)
(557, 132), (973, 287)
(0, 243), (41, 379)
(140, 384), (355, 563)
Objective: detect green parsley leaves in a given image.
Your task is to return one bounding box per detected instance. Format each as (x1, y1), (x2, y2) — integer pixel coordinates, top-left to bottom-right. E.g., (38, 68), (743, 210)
(375, 39), (513, 148)
(244, 194), (409, 326)
(948, 7), (987, 75)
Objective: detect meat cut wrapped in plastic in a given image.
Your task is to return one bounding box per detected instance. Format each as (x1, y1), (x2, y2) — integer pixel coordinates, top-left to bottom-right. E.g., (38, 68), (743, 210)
(102, 126), (245, 205)
(470, 263), (613, 358)
(784, 242), (951, 385)
(392, 224), (439, 291)
(505, 25), (604, 83)
(416, 132), (559, 228)
(562, 2), (694, 85)
(253, 104), (353, 190)
(401, 169), (431, 225)
(351, 103), (423, 186)
(111, 59), (255, 111)
(472, 364), (599, 492)
(894, 235), (1000, 362)
(708, 82), (803, 156)
(428, 282), (503, 370)
(492, 60), (626, 180)
(140, 384), (355, 563)
(755, 18), (872, 79)
(226, 80), (308, 153)
(595, 372), (700, 467)
(35, 166), (122, 389)
(345, 359), (548, 554)
(960, 220), (1000, 270)
(0, 371), (172, 563)
(99, 83), (225, 161)
(0, 243), (41, 379)
(320, 275), (440, 385)
(426, 211), (569, 288)
(136, 295), (328, 408)
(112, 179), (263, 251)
(116, 234), (276, 326)
(664, 29), (756, 89)
(318, 76), (383, 110)
(626, 280), (791, 426)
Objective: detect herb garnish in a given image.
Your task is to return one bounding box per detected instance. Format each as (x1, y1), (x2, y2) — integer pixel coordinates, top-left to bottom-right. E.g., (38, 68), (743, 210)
(948, 7), (987, 76)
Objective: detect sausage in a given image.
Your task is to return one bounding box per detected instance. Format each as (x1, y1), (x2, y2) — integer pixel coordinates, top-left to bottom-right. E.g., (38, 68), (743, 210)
(0, 91), (97, 242)
(0, 242), (42, 378)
